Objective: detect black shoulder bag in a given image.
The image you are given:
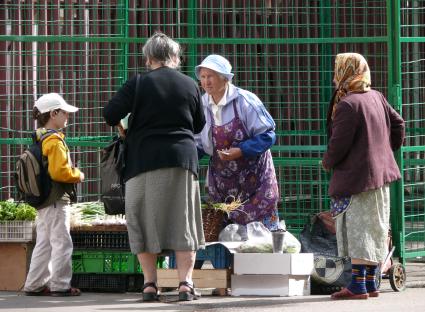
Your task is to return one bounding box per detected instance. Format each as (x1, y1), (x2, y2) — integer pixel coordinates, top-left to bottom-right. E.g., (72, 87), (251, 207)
(299, 213), (352, 295)
(101, 74), (141, 215)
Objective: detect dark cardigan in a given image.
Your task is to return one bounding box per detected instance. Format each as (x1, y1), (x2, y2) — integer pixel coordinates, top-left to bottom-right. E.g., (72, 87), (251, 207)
(103, 67), (206, 181)
(322, 89), (405, 197)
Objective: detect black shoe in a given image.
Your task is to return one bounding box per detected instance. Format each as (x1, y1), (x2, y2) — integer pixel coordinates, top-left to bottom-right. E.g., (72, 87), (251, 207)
(50, 287), (81, 297)
(142, 282), (159, 302)
(25, 286), (51, 296)
(178, 281), (200, 301)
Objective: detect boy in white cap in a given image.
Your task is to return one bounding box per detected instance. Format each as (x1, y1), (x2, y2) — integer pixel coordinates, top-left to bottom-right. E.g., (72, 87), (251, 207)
(24, 93), (84, 297)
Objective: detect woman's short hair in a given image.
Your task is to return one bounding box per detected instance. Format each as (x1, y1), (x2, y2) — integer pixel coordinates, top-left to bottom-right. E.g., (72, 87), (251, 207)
(142, 32), (181, 68)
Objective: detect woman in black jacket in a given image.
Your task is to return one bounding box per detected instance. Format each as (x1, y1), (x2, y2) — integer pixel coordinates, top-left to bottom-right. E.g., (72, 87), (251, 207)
(104, 32), (206, 302)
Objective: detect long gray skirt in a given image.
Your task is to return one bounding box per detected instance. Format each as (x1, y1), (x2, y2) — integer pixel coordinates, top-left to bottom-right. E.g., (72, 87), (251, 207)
(335, 185), (390, 263)
(125, 167), (205, 254)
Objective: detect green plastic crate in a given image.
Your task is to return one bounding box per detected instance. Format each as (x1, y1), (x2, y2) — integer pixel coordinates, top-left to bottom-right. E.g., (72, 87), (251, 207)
(72, 250), (165, 274)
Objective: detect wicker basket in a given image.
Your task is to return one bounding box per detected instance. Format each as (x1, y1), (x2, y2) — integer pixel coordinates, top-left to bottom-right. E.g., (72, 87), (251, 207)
(202, 208), (225, 242)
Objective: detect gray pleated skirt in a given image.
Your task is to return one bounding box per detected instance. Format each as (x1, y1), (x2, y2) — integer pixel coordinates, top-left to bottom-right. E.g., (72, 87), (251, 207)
(125, 167), (205, 254)
(335, 185), (390, 263)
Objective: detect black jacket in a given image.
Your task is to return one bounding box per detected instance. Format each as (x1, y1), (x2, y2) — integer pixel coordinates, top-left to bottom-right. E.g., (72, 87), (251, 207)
(104, 67), (206, 181)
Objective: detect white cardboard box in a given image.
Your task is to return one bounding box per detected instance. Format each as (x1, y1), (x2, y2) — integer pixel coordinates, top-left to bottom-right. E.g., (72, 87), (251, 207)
(233, 253), (314, 275)
(231, 274), (310, 296)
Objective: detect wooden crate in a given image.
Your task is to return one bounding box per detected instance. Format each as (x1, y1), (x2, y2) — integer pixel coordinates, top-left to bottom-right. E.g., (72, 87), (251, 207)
(157, 269), (230, 289)
(0, 243), (34, 291)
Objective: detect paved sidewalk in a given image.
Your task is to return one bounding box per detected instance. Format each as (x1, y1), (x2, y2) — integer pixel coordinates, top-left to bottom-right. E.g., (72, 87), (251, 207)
(403, 261), (425, 287)
(1, 261), (424, 312)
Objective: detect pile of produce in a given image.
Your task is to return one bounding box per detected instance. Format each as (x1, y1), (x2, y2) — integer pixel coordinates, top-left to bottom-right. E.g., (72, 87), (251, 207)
(202, 196), (247, 216)
(0, 200), (127, 230)
(237, 241), (273, 253)
(0, 199), (37, 221)
(70, 201), (126, 228)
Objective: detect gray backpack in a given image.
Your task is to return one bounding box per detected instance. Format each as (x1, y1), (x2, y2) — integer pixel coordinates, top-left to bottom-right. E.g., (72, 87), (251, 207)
(15, 131), (59, 209)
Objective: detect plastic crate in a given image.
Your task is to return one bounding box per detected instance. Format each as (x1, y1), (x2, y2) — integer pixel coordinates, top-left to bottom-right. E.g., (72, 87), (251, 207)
(71, 230), (130, 250)
(71, 273), (144, 292)
(72, 250), (167, 274)
(72, 250), (139, 273)
(0, 221), (34, 242)
(169, 244), (232, 269)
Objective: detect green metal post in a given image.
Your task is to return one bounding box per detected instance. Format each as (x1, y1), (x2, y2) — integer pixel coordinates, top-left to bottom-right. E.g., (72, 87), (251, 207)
(388, 0), (405, 264)
(319, 0), (333, 140)
(123, 0), (130, 84)
(319, 0), (333, 211)
(187, 0), (197, 78)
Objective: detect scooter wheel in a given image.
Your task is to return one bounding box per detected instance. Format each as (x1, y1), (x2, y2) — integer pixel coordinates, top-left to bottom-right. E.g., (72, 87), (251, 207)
(389, 263), (406, 292)
(375, 266), (382, 290)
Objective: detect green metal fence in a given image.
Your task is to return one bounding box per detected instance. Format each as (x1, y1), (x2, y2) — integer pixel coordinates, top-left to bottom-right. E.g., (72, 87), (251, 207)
(394, 1), (425, 262)
(0, 0), (424, 262)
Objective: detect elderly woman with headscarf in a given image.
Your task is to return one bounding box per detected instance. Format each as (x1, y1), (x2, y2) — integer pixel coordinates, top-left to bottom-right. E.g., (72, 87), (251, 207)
(195, 54), (281, 231)
(322, 53), (405, 300)
(104, 33), (205, 302)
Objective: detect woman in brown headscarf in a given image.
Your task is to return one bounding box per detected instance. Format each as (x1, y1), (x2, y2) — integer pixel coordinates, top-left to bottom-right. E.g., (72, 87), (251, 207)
(322, 53), (405, 300)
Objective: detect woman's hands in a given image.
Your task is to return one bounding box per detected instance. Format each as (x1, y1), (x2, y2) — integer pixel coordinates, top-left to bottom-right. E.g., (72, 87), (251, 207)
(320, 160), (330, 172)
(217, 147), (243, 161)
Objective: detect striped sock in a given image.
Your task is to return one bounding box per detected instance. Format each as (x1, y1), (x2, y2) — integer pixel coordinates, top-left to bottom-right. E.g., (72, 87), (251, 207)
(366, 265), (378, 293)
(347, 264), (367, 294)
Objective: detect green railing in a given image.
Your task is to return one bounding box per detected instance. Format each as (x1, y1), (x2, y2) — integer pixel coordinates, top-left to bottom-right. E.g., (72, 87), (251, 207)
(0, 0), (424, 262)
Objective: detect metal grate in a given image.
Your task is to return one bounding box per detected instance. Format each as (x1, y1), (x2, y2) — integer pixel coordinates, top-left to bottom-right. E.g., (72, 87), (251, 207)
(0, 1), (423, 261)
(399, 1), (425, 259)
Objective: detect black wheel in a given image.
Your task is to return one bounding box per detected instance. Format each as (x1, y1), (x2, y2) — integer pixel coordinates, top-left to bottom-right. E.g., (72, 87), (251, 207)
(375, 267), (382, 290)
(389, 263), (406, 292)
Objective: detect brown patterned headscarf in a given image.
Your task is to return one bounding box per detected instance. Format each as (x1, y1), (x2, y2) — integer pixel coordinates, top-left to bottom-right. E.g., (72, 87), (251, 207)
(326, 53), (371, 137)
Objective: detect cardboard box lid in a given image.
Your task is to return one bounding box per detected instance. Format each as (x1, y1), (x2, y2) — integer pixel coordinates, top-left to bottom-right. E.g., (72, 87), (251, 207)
(233, 253), (314, 275)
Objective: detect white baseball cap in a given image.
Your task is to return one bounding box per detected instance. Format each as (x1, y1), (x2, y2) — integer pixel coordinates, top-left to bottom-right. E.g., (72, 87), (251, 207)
(195, 54), (234, 81)
(34, 93), (78, 113)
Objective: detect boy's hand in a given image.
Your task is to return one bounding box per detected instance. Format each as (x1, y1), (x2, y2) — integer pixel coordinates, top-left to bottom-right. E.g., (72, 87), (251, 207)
(117, 124), (126, 138)
(79, 172), (85, 182)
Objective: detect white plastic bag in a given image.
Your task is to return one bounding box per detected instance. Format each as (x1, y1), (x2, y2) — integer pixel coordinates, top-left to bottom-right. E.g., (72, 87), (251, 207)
(218, 224), (248, 242)
(237, 222), (273, 253)
(282, 231), (301, 253)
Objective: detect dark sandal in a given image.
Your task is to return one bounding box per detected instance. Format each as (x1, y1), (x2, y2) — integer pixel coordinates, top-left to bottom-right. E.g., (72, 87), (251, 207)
(178, 281), (200, 301)
(25, 286), (51, 296)
(142, 282), (159, 302)
(50, 287), (81, 297)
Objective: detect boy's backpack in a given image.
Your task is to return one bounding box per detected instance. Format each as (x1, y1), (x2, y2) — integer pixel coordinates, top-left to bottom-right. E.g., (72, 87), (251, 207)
(14, 131), (58, 209)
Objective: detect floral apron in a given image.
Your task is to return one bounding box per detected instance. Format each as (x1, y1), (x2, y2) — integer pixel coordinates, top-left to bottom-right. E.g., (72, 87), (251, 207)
(208, 100), (280, 230)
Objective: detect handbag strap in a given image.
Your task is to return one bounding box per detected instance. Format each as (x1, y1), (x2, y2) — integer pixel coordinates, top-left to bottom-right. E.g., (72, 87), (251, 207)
(117, 74), (141, 179)
(126, 73), (141, 136)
